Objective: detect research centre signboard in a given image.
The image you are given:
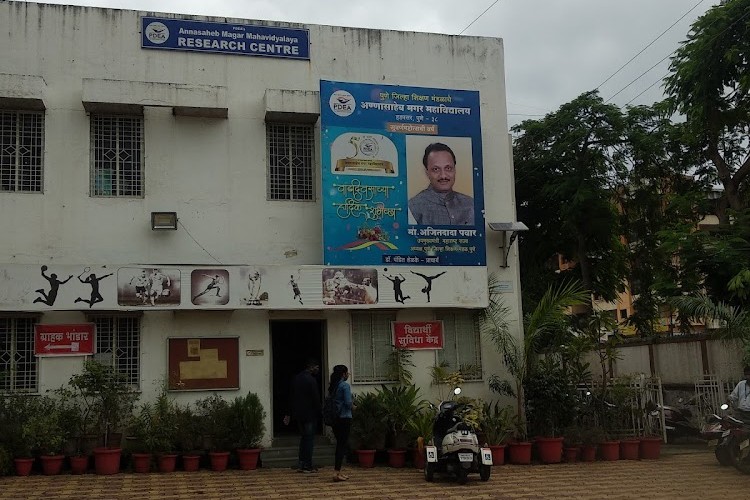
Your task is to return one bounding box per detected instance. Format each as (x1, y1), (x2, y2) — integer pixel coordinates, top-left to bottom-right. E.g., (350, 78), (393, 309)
(141, 16), (310, 60)
(320, 80), (486, 267)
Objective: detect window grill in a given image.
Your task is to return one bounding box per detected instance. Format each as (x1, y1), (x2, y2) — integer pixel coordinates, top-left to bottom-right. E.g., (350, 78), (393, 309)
(351, 311), (396, 383)
(92, 315), (141, 387)
(0, 317), (38, 392)
(0, 110), (44, 192)
(436, 311), (483, 380)
(90, 115), (143, 197)
(266, 122), (314, 201)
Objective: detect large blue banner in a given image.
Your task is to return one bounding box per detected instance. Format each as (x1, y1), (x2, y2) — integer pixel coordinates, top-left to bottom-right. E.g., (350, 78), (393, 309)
(141, 17), (309, 60)
(321, 80), (486, 266)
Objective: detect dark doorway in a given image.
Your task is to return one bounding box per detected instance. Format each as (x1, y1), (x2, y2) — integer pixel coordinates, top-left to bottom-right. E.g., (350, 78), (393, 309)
(271, 320), (325, 436)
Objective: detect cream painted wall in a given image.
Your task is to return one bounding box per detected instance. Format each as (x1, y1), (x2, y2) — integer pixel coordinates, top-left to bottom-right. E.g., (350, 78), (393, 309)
(1, 2), (521, 445)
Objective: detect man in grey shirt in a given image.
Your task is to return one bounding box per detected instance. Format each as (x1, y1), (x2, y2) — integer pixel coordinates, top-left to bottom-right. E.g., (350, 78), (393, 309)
(408, 142), (474, 225)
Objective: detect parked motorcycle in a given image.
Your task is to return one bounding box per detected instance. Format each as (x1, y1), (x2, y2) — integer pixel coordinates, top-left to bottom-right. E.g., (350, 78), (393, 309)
(718, 403), (750, 474)
(703, 406), (739, 466)
(659, 398), (701, 443)
(424, 388), (492, 484)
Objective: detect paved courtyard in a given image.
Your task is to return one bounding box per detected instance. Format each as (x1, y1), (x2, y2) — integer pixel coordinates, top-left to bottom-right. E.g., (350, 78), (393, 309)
(1, 449), (748, 499)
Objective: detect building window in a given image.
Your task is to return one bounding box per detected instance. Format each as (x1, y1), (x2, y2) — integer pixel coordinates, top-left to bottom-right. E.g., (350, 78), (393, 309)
(91, 315), (141, 387)
(266, 122), (314, 201)
(0, 317), (38, 392)
(0, 110), (44, 192)
(620, 309), (628, 320)
(436, 311), (483, 380)
(90, 114), (143, 197)
(351, 311), (396, 383)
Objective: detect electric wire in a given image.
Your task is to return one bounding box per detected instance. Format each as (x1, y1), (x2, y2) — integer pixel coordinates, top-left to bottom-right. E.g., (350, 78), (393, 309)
(177, 219), (223, 265)
(458, 0), (502, 35)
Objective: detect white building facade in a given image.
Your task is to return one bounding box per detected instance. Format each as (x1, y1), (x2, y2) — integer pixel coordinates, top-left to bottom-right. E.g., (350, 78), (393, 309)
(0, 2), (522, 446)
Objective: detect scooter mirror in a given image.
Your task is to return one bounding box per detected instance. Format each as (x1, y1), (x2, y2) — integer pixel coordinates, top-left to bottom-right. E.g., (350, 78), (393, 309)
(721, 403), (729, 411)
(453, 387), (462, 396)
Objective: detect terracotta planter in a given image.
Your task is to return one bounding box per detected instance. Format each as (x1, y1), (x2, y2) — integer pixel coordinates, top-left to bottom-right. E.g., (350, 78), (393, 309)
(413, 448), (426, 469)
(639, 437), (662, 460)
(489, 444), (506, 466)
(131, 453), (151, 473)
(69, 455), (89, 475)
(508, 442), (532, 464)
(620, 439), (640, 460)
(209, 451), (230, 472)
(536, 437), (564, 464)
(387, 449), (407, 468)
(580, 445), (597, 462)
(237, 448), (261, 470)
(157, 454), (178, 473)
(40, 455), (65, 476)
(182, 454), (201, 472)
(14, 458), (34, 476)
(93, 447), (121, 475)
(356, 449), (376, 468)
(599, 441), (620, 461)
(564, 447), (579, 463)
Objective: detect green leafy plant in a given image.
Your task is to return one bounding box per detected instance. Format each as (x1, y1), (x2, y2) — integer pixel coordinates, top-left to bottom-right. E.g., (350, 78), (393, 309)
(22, 395), (68, 455)
(230, 392), (266, 449)
(406, 409), (434, 446)
(384, 347), (414, 386)
(377, 384), (427, 449)
(0, 393), (40, 458)
(129, 389), (179, 454)
(195, 394), (233, 452)
(173, 405), (202, 455)
(350, 392), (387, 450)
(481, 402), (514, 445)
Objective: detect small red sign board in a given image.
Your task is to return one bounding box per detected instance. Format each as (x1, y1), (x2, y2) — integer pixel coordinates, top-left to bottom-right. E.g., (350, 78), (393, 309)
(392, 321), (443, 350)
(35, 324), (96, 356)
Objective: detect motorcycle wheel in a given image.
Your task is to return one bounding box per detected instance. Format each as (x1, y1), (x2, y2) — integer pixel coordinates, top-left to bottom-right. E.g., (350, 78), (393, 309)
(456, 466), (468, 485)
(715, 443), (735, 466)
(424, 462), (435, 482)
(479, 464), (491, 482)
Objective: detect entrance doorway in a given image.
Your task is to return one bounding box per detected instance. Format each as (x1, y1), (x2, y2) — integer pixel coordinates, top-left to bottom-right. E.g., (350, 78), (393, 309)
(271, 320), (325, 436)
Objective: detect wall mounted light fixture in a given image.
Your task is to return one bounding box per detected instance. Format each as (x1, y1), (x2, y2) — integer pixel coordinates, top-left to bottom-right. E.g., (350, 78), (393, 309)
(488, 221), (528, 268)
(151, 212), (178, 230)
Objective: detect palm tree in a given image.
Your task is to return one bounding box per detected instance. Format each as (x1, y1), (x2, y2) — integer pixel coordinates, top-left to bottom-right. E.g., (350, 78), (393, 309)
(480, 274), (589, 435)
(670, 294), (750, 364)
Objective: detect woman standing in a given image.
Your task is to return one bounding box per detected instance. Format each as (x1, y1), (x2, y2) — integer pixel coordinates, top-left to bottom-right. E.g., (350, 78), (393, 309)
(329, 364), (353, 482)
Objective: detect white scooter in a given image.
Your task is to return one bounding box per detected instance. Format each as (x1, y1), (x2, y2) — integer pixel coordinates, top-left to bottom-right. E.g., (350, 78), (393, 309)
(424, 388), (492, 484)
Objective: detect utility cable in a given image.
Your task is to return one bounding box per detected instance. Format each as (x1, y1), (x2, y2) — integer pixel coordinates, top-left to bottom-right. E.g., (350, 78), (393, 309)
(177, 219), (223, 265)
(595, 0), (706, 91)
(458, 0), (502, 35)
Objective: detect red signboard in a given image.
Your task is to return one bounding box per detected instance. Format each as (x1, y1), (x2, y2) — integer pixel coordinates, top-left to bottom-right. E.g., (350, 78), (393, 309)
(392, 321), (443, 350)
(35, 324), (96, 356)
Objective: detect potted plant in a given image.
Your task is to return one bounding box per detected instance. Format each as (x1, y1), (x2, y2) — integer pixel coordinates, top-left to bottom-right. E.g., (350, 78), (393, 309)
(350, 392), (387, 468)
(481, 401), (513, 465)
(55, 388), (93, 474)
(406, 409), (433, 469)
(23, 395), (68, 475)
(579, 425), (605, 462)
(561, 425), (583, 463)
(174, 404), (202, 471)
(639, 401), (663, 460)
(1, 393), (38, 476)
(230, 391), (266, 470)
(377, 384), (426, 468)
(195, 394), (233, 471)
(66, 361), (139, 475)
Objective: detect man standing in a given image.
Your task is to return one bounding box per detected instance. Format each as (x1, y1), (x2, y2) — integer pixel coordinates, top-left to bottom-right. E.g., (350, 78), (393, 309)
(728, 366), (750, 420)
(284, 359), (321, 472)
(408, 142), (474, 226)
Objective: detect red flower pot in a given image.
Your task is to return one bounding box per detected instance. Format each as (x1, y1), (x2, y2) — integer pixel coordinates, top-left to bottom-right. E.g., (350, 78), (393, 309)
(209, 451), (230, 472)
(237, 448), (261, 470)
(356, 449), (376, 468)
(131, 453), (151, 473)
(413, 448), (426, 469)
(182, 454), (201, 472)
(580, 445), (597, 462)
(599, 441), (620, 461)
(639, 437), (662, 460)
(536, 437), (564, 464)
(508, 442), (532, 464)
(40, 455), (64, 476)
(157, 454), (178, 473)
(564, 447), (579, 463)
(387, 449), (407, 468)
(620, 439), (640, 460)
(14, 458), (34, 476)
(489, 444), (506, 466)
(69, 455), (89, 475)
(93, 447), (121, 475)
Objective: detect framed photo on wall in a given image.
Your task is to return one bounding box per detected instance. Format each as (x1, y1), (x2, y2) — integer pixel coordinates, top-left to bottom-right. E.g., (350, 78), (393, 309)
(167, 337), (239, 390)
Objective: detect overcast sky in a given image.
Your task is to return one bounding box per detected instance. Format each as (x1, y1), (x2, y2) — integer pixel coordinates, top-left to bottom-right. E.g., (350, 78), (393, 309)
(21, 0), (718, 129)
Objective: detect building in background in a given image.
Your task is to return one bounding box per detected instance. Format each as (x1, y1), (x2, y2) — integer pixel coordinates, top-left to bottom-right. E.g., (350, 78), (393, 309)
(0, 1), (523, 445)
